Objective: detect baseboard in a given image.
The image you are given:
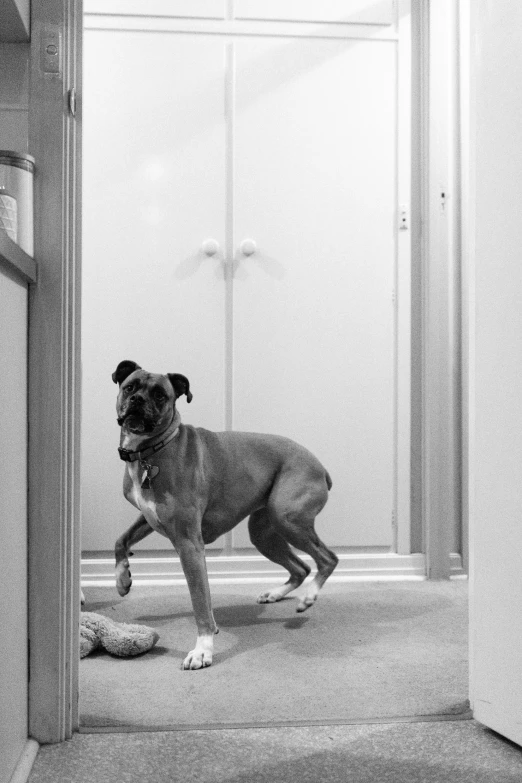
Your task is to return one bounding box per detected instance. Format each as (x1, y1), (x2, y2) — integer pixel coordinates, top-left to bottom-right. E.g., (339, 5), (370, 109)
(82, 551), (465, 587)
(8, 739), (39, 783)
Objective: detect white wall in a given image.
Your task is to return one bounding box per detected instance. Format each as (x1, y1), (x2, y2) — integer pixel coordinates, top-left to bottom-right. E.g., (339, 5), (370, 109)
(469, 0), (522, 748)
(0, 41), (30, 783)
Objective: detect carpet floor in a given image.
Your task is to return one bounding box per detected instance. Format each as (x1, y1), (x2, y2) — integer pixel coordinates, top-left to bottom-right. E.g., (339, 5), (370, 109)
(29, 721), (522, 783)
(80, 580), (468, 729)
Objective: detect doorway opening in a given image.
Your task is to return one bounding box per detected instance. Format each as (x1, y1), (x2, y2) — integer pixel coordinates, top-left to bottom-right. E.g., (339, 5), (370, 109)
(79, 0), (467, 731)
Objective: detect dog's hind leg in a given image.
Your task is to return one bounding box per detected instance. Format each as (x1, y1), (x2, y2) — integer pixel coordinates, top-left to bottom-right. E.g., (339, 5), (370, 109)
(274, 522), (339, 613)
(248, 509), (311, 604)
(267, 471), (338, 612)
(115, 514), (153, 596)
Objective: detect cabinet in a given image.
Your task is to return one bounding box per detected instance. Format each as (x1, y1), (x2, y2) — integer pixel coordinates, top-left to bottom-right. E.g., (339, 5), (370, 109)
(0, 266), (28, 782)
(82, 4), (410, 555)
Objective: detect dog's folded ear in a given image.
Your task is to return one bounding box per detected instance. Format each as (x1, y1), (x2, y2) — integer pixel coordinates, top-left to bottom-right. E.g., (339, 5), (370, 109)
(112, 360), (142, 385)
(168, 373), (193, 403)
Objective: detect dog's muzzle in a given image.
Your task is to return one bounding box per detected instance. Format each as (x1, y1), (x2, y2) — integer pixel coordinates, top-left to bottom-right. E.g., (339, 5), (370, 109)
(117, 402), (153, 428)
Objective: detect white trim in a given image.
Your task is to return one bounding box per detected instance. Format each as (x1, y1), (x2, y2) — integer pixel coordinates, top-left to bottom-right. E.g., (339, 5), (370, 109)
(459, 0), (475, 710)
(223, 40), (235, 556)
(8, 740), (39, 783)
(85, 575), (468, 587)
(459, 0), (471, 581)
(422, 0), (461, 578)
(395, 0), (412, 554)
(28, 0), (82, 744)
(81, 552), (465, 587)
(83, 16), (399, 41)
(85, 0), (396, 28)
(408, 0), (427, 554)
(224, 39), (235, 436)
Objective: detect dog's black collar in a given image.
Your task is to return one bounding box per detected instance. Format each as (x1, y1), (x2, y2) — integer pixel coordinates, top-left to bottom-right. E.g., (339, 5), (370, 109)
(118, 426), (179, 463)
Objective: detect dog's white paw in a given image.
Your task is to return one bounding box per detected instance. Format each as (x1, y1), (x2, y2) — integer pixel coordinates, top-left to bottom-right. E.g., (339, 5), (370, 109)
(296, 594), (317, 613)
(257, 590), (281, 604)
(182, 649), (212, 670)
(115, 563), (132, 596)
(295, 598), (315, 612)
(182, 634), (214, 670)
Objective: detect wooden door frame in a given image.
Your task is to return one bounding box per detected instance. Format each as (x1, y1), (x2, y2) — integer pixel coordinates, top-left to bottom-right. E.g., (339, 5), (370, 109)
(28, 0), (82, 743)
(415, 0), (463, 578)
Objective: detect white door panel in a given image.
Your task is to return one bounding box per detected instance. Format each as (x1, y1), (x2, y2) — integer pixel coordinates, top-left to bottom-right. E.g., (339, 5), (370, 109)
(234, 0), (394, 26)
(469, 0), (522, 748)
(82, 31), (227, 551)
(232, 38), (395, 547)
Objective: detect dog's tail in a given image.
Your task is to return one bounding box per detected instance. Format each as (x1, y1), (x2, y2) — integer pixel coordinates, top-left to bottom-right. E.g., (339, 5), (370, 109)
(325, 470), (333, 491)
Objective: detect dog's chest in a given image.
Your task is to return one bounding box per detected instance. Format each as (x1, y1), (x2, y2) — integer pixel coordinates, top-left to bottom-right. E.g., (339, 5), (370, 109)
(127, 463), (170, 537)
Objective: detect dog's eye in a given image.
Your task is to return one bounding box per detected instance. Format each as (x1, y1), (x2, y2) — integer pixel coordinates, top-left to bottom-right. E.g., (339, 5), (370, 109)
(153, 389), (166, 402)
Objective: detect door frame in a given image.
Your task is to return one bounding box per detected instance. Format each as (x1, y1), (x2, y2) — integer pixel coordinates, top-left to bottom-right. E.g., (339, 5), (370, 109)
(28, 0), (82, 743)
(29, 0), (463, 742)
(415, 0), (463, 578)
(83, 0), (415, 564)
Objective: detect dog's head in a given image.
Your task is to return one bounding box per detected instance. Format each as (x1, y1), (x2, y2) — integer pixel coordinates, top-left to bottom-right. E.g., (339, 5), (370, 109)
(113, 360), (192, 435)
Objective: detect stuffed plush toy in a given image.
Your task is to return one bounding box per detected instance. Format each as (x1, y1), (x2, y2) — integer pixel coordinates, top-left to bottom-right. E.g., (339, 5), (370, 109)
(80, 611), (160, 658)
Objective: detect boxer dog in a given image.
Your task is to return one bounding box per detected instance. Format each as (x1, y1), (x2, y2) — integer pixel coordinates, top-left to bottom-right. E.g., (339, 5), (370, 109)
(113, 360), (338, 669)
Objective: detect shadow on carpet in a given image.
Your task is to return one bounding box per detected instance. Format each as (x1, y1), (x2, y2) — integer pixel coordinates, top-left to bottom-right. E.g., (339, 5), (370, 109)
(80, 581), (469, 729)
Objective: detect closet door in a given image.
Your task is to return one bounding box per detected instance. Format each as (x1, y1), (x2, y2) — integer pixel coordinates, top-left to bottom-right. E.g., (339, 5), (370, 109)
(82, 30), (227, 551)
(232, 36), (396, 548)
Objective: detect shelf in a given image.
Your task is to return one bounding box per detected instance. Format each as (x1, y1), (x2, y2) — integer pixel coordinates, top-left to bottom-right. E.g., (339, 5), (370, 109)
(0, 230), (36, 283)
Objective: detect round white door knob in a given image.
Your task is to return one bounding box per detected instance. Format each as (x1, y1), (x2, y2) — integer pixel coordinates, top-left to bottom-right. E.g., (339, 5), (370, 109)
(202, 238), (220, 257)
(240, 238), (257, 256)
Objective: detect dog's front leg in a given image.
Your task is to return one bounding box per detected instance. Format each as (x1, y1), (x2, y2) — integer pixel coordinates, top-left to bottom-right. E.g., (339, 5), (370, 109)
(115, 514), (153, 596)
(175, 536), (218, 670)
